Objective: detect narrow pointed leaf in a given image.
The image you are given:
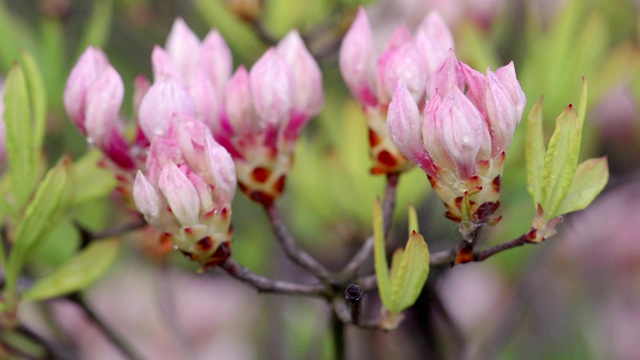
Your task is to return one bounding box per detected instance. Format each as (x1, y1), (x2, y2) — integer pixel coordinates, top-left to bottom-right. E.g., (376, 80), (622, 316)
(388, 247), (404, 286)
(22, 239), (120, 302)
(4, 63), (37, 212)
(555, 157), (608, 215)
(373, 198), (392, 308)
(577, 78), (588, 130)
(388, 231), (430, 313)
(525, 97), (545, 206)
(541, 105), (581, 218)
(19, 51), (47, 150)
(4, 157), (74, 299)
(408, 204), (419, 236)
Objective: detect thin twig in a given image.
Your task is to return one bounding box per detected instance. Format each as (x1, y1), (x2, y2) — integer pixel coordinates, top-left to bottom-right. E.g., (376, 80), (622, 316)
(68, 294), (142, 360)
(332, 297), (380, 329)
(339, 173), (400, 278)
(473, 234), (529, 261)
(220, 258), (328, 298)
(265, 204), (331, 281)
(358, 233), (536, 290)
(76, 216), (146, 248)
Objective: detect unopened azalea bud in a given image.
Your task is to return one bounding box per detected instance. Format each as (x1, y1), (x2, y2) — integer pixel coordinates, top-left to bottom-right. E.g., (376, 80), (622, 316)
(339, 7), (377, 107)
(339, 7), (455, 175)
(165, 18), (200, 81)
(224, 66), (258, 136)
(151, 46), (180, 82)
(415, 11), (455, 76)
(376, 41), (427, 103)
(138, 78), (195, 139)
(64, 47), (109, 134)
(423, 88), (491, 180)
(65, 47), (135, 169)
(388, 49), (526, 223)
(200, 30), (233, 94)
(134, 117), (236, 266)
(387, 82), (434, 174)
(249, 48), (293, 130)
(277, 30), (324, 125)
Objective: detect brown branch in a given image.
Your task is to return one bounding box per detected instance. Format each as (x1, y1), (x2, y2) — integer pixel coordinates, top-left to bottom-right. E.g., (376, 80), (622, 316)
(265, 204), (331, 281)
(339, 173), (400, 278)
(473, 234), (530, 261)
(76, 215), (147, 248)
(220, 258), (328, 298)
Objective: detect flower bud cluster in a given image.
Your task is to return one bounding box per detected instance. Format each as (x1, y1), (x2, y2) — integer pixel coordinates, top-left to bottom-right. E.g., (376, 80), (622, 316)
(133, 117), (236, 266)
(339, 7), (453, 174)
(64, 18), (324, 263)
(214, 30), (324, 206)
(387, 50), (526, 222)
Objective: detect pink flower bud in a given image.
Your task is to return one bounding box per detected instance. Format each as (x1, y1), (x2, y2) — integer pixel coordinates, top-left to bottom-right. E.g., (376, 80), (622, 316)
(426, 49), (465, 99)
(200, 30), (233, 94)
(415, 11), (455, 76)
(165, 18), (200, 81)
(224, 66), (258, 136)
(426, 89), (491, 180)
(65, 47), (135, 169)
(376, 43), (427, 103)
(151, 46), (180, 82)
(339, 7), (377, 107)
(387, 82), (434, 174)
(64, 47), (109, 133)
(187, 67), (220, 131)
(158, 162), (201, 227)
(135, 117), (236, 264)
(277, 30), (324, 120)
(495, 62), (526, 121)
(133, 171), (162, 221)
(249, 48), (293, 129)
(138, 78), (195, 139)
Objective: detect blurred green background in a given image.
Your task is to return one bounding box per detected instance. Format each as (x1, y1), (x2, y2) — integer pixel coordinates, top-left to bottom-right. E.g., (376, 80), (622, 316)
(2, 0), (639, 358)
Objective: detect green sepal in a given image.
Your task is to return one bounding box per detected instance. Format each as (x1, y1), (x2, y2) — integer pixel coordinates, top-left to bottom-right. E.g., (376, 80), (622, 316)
(555, 157), (609, 216)
(4, 157), (74, 299)
(21, 239), (120, 302)
(540, 105), (581, 218)
(525, 97), (546, 206)
(4, 63), (38, 213)
(387, 231), (430, 313)
(72, 150), (118, 205)
(373, 198), (392, 309)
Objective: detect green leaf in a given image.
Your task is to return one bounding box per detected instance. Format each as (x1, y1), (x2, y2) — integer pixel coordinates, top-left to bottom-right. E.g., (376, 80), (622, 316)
(72, 150), (118, 205)
(555, 157), (609, 215)
(18, 51), (47, 151)
(388, 232), (430, 313)
(4, 157), (74, 299)
(373, 199), (392, 308)
(388, 247), (403, 287)
(407, 204), (419, 236)
(540, 105), (581, 218)
(77, 0), (113, 54)
(22, 239), (120, 302)
(577, 78), (588, 131)
(525, 98), (546, 207)
(4, 63), (38, 212)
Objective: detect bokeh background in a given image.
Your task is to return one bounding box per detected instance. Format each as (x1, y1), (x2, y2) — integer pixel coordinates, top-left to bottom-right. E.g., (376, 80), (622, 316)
(2, 0), (639, 358)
